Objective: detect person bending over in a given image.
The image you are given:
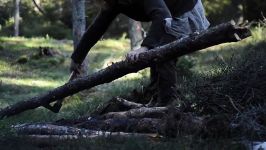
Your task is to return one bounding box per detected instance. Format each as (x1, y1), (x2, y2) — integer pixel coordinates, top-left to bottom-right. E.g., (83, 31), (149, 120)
(70, 0), (210, 106)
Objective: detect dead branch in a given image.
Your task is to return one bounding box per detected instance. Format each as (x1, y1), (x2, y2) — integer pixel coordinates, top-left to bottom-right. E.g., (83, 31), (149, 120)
(100, 107), (168, 119)
(92, 97), (144, 115)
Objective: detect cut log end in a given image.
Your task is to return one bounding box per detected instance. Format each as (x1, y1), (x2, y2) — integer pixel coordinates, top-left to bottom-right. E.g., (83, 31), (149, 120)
(233, 27), (252, 41)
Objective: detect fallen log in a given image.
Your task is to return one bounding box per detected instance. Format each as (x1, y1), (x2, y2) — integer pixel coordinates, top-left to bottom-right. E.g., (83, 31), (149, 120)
(0, 22), (251, 119)
(57, 108), (204, 137)
(13, 123), (159, 139)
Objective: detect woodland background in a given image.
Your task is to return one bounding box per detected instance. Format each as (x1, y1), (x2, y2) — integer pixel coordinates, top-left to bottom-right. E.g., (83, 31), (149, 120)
(0, 0), (266, 149)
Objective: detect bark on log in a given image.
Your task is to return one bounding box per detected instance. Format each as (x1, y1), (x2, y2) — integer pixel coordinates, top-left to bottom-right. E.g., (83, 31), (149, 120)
(0, 22), (251, 119)
(61, 112), (204, 137)
(13, 123), (159, 139)
(100, 107), (168, 119)
(113, 97), (144, 109)
(62, 118), (165, 134)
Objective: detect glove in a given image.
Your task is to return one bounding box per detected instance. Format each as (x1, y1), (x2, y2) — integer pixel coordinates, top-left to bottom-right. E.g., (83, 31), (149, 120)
(126, 46), (148, 61)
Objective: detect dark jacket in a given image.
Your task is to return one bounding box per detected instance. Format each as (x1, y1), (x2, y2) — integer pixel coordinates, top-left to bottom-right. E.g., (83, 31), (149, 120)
(71, 0), (198, 64)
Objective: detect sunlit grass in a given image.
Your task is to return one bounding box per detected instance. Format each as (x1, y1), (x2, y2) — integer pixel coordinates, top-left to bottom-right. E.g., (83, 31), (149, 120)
(0, 61), (12, 72)
(94, 38), (130, 51)
(2, 77), (62, 88)
(251, 23), (266, 41)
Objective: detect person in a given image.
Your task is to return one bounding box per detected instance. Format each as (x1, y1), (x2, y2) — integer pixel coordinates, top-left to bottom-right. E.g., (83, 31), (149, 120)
(70, 0), (210, 106)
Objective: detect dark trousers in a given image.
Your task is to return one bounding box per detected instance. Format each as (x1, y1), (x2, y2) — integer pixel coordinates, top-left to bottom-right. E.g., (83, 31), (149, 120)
(150, 59), (178, 105)
(141, 0), (173, 48)
(142, 0), (179, 105)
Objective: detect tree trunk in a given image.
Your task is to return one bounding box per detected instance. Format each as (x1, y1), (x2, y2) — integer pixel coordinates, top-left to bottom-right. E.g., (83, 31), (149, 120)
(14, 0), (20, 37)
(0, 22), (251, 119)
(128, 19), (143, 50)
(72, 0), (88, 76)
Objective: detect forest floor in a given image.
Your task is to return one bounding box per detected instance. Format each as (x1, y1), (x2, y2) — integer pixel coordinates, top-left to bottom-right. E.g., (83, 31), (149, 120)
(0, 25), (266, 149)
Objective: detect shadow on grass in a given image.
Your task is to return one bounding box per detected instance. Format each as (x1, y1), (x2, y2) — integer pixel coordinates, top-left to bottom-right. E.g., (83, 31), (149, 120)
(0, 83), (55, 106)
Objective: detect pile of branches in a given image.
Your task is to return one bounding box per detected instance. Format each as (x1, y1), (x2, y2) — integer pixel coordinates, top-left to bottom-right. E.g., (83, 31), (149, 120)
(178, 41), (266, 137)
(13, 98), (221, 138)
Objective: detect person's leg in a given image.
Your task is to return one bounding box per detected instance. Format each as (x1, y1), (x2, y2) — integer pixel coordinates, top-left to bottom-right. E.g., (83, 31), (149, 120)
(148, 39), (178, 107)
(144, 65), (158, 107)
(141, 0), (173, 48)
(156, 23), (178, 106)
(142, 0), (173, 83)
(141, 0), (178, 106)
(149, 39), (177, 106)
(156, 58), (178, 106)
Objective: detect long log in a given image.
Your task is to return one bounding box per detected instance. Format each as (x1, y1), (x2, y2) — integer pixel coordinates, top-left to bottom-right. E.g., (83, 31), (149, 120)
(13, 123), (159, 139)
(0, 22), (251, 119)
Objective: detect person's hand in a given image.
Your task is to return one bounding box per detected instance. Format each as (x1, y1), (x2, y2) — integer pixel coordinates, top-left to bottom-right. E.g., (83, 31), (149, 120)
(126, 46), (148, 61)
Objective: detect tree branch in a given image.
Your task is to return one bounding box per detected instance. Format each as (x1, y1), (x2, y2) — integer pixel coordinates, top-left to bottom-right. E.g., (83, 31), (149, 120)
(32, 0), (45, 15)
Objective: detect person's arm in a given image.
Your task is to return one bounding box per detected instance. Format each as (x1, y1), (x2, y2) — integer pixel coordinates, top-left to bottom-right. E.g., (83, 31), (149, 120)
(141, 0), (173, 49)
(71, 6), (119, 64)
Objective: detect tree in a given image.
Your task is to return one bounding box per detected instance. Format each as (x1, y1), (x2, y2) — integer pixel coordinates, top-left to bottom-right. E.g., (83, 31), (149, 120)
(72, 0), (88, 76)
(128, 19), (143, 50)
(14, 0), (20, 36)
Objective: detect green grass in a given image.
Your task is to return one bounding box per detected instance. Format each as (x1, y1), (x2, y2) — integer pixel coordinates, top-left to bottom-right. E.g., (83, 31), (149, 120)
(0, 25), (266, 149)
